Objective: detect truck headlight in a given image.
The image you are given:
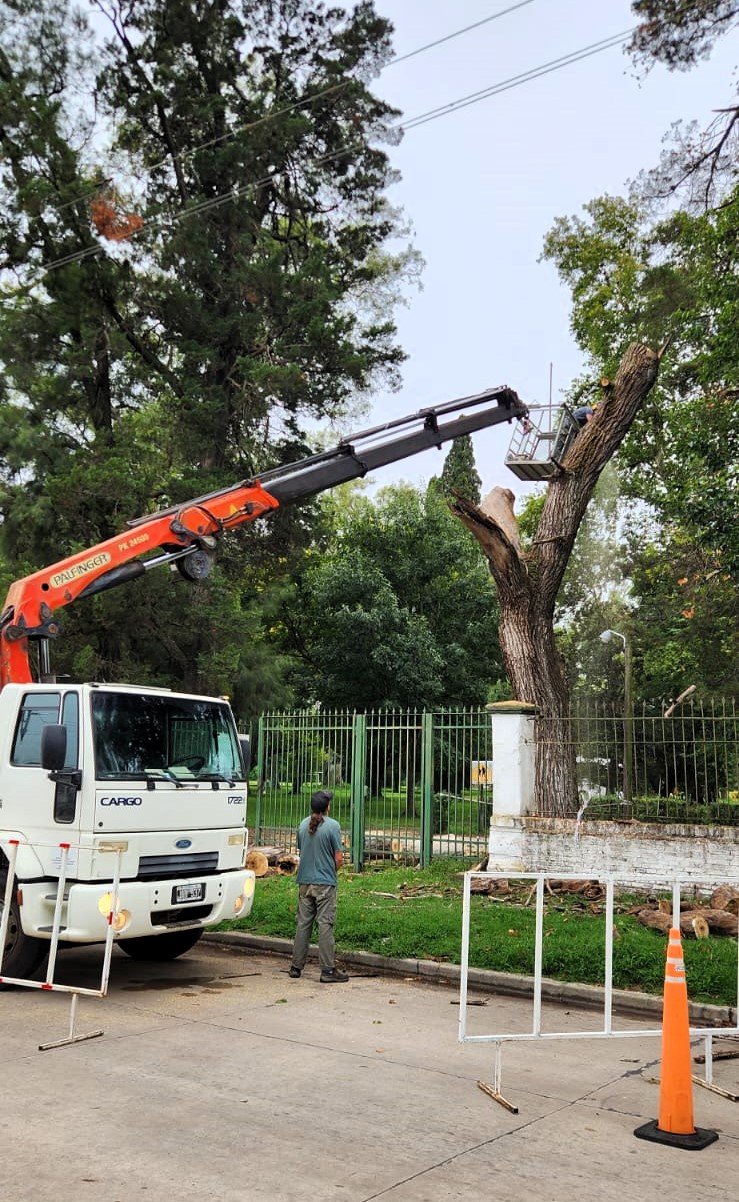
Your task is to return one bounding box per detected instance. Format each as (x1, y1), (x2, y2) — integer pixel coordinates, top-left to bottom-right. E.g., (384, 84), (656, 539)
(113, 909), (131, 932)
(233, 874), (255, 914)
(98, 892), (131, 931)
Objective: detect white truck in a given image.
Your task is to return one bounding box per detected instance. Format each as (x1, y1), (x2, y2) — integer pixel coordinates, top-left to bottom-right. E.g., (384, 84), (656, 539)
(0, 386), (526, 976)
(0, 680), (254, 975)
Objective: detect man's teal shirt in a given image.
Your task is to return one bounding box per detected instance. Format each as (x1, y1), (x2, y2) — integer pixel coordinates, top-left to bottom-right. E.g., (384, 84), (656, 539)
(296, 815), (342, 885)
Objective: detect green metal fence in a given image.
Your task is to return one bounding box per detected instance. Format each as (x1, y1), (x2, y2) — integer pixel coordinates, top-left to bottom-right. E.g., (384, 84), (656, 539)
(251, 707), (493, 869)
(569, 697), (739, 824)
(249, 699), (738, 866)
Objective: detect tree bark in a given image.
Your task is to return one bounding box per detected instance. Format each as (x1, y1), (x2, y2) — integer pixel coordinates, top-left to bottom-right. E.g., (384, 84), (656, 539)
(451, 343), (661, 815)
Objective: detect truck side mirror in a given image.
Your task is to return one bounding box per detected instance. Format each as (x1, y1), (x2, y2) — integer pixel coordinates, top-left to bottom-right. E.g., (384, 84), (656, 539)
(239, 735), (251, 777)
(41, 724), (67, 771)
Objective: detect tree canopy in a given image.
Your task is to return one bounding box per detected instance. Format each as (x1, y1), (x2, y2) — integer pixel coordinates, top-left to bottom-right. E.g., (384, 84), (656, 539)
(628, 1), (739, 70)
(277, 482), (506, 709)
(524, 2), (739, 725)
(541, 188), (738, 578)
(0, 0), (419, 709)
(0, 0), (735, 742)
(435, 434), (482, 505)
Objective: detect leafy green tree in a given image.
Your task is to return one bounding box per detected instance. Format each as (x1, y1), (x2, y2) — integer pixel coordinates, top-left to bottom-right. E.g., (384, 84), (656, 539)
(446, 3), (737, 816)
(279, 483), (506, 708)
(626, 528), (738, 701)
(94, 0), (413, 483)
(286, 556), (446, 709)
(513, 466), (734, 712)
(0, 0), (142, 560)
(628, 1), (739, 69)
(540, 5), (738, 713)
(536, 194), (736, 726)
(0, 0), (419, 709)
(541, 189), (739, 577)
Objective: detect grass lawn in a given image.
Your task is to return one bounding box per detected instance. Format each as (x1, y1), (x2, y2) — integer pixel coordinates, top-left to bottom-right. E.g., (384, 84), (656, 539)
(219, 859), (739, 1008)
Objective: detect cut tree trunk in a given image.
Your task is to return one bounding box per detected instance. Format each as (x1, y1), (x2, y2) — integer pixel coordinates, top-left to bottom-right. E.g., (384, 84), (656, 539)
(248, 846), (286, 865)
(634, 906), (738, 937)
(364, 835), (402, 860)
(451, 343), (661, 816)
(245, 850), (270, 877)
(546, 879), (604, 899)
(710, 885), (739, 913)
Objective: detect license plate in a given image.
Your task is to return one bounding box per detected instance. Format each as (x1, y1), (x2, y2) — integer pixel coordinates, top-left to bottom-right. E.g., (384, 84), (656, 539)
(172, 881), (205, 904)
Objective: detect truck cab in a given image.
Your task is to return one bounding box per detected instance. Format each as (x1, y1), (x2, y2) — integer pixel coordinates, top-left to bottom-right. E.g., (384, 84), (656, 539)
(0, 682), (255, 976)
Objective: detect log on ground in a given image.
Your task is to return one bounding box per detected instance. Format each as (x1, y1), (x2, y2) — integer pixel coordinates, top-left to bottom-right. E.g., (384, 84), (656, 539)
(276, 853), (299, 875)
(245, 849), (270, 877)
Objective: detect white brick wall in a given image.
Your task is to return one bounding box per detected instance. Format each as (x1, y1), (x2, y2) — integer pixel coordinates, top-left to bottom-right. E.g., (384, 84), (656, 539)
(488, 815), (738, 890)
(485, 703), (738, 891)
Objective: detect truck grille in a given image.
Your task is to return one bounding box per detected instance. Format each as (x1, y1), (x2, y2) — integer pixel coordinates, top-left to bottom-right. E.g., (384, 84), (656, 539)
(137, 852), (219, 879)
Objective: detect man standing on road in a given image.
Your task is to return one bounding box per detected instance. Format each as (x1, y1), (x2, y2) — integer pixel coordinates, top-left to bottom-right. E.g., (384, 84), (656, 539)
(289, 790), (349, 983)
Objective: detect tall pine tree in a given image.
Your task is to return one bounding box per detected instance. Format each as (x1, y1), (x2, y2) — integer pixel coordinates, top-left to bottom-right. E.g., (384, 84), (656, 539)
(0, 0), (419, 708)
(437, 435), (482, 505)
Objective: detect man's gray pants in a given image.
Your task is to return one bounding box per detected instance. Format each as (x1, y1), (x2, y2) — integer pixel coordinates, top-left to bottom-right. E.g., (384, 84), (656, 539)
(292, 883), (337, 972)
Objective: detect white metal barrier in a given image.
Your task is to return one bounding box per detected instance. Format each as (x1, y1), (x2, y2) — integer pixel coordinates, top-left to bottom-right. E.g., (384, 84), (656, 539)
(1, 837), (123, 1050)
(460, 871), (739, 1111)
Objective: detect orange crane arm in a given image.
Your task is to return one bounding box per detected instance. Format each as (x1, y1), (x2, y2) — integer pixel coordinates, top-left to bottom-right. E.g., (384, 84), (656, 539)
(0, 483), (281, 686)
(0, 385), (527, 688)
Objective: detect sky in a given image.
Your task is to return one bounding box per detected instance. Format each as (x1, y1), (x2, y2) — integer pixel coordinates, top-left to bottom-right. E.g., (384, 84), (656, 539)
(348, 0), (737, 500)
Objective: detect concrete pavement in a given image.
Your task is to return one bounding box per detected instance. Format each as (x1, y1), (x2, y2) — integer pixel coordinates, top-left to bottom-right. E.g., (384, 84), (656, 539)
(1, 938), (737, 1202)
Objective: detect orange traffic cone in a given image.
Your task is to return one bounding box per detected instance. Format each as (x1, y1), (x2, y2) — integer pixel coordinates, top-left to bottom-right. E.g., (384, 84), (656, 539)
(635, 927), (718, 1150)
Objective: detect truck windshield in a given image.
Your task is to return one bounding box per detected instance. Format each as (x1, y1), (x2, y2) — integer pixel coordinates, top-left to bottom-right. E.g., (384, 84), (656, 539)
(91, 692), (243, 782)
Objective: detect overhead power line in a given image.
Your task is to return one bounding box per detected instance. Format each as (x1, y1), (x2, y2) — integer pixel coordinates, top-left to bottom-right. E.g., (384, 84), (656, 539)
(402, 30), (634, 129)
(8, 22), (633, 287)
(389, 0), (536, 66)
(70, 2), (540, 214)
(146, 29), (635, 236)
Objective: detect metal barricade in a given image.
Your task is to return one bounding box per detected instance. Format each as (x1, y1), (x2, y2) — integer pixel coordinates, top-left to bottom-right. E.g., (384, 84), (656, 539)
(460, 871), (739, 1111)
(0, 837), (123, 1050)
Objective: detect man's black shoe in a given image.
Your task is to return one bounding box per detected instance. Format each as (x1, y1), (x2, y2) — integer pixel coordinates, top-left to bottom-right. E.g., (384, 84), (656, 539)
(288, 966), (301, 978)
(320, 967), (349, 983)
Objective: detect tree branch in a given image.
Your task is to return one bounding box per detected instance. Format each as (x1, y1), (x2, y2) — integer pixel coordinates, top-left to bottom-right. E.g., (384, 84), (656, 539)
(451, 343), (661, 618)
(450, 487), (527, 590)
(529, 343), (660, 607)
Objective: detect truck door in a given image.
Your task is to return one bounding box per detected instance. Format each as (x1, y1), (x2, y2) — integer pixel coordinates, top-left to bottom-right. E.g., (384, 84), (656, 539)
(9, 690), (82, 845)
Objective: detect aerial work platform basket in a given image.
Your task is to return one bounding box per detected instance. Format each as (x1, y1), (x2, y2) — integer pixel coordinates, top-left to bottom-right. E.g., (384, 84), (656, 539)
(506, 406), (582, 482)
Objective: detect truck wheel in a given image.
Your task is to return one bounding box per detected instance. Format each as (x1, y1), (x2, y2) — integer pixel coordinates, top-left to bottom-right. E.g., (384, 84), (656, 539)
(117, 928), (204, 961)
(0, 871), (47, 982)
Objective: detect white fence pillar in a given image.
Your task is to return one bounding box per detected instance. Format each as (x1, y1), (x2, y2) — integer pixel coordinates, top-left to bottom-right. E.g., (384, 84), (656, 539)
(486, 701), (538, 871)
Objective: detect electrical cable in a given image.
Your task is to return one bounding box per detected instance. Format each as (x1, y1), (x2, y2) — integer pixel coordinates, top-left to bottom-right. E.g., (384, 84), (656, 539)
(5, 20), (633, 288)
(389, 0), (536, 66)
(80, 2), (540, 208)
(147, 29), (634, 236)
(2, 2), (538, 240)
(402, 30), (633, 129)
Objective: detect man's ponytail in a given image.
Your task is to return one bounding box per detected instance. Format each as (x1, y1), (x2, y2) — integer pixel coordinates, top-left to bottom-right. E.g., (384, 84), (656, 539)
(307, 790), (332, 836)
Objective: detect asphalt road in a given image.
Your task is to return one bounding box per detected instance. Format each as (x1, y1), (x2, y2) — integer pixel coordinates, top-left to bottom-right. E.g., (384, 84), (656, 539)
(1, 939), (737, 1202)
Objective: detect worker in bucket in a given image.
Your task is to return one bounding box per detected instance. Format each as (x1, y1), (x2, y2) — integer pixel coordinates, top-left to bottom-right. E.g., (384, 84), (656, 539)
(573, 400), (599, 426)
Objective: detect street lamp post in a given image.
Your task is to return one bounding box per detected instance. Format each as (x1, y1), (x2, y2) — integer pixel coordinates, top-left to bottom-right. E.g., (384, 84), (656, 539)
(600, 629), (633, 803)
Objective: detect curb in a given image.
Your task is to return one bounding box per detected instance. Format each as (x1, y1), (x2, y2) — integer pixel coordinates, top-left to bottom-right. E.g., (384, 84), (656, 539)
(203, 932), (735, 1027)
